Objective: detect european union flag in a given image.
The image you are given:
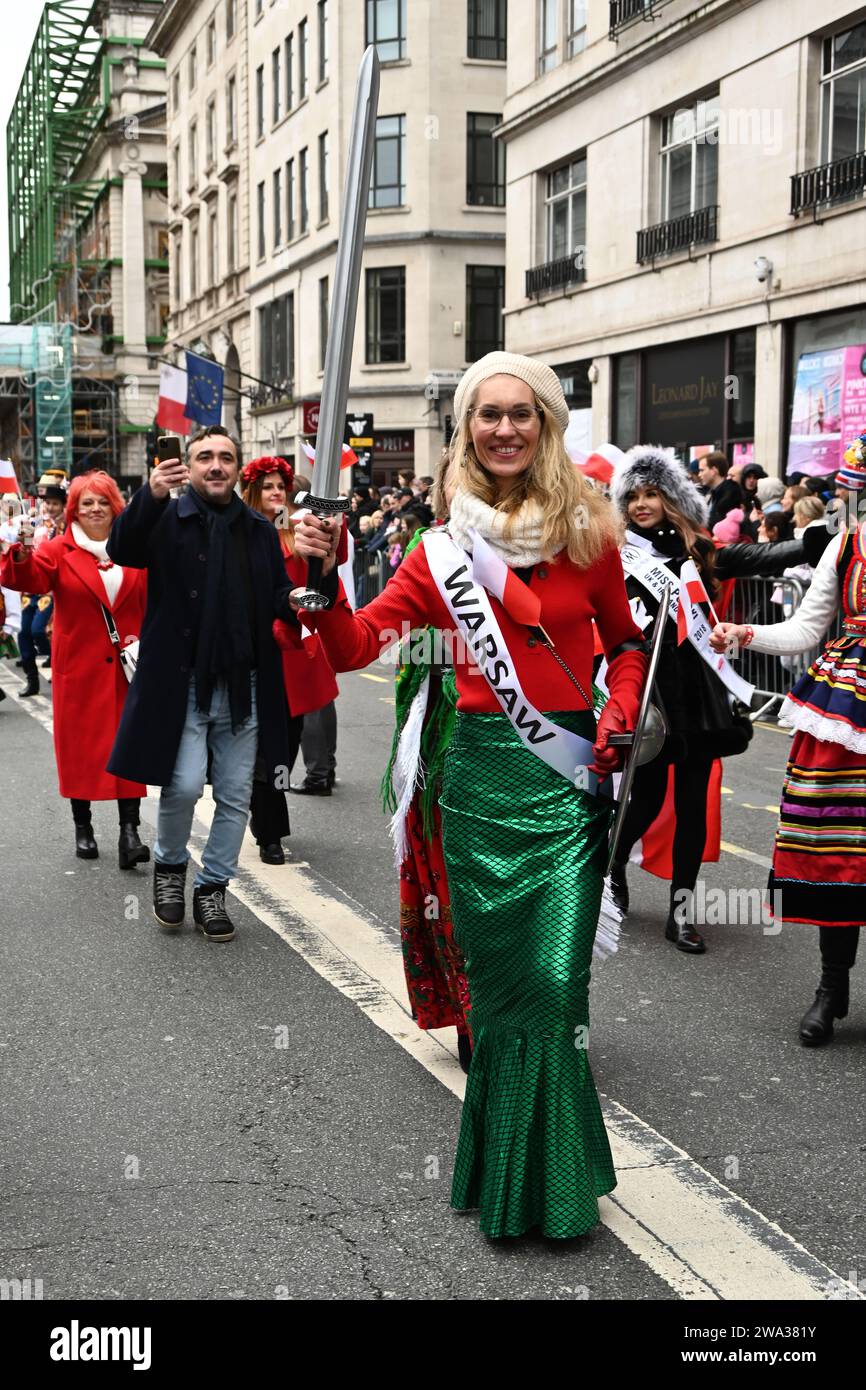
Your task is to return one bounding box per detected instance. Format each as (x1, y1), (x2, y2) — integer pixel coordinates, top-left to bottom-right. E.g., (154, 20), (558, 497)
(184, 351), (224, 427)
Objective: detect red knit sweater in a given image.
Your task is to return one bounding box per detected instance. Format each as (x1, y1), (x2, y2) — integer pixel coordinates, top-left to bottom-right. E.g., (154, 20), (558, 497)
(309, 538), (643, 714)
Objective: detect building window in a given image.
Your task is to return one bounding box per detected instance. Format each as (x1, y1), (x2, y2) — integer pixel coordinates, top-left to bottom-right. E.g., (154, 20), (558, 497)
(567, 0), (587, 58)
(467, 0), (507, 61)
(227, 193), (238, 272)
(466, 112), (505, 205)
(256, 65), (265, 140)
(546, 155), (586, 260)
(659, 95), (719, 221)
(538, 0), (557, 74)
(319, 131), (329, 221)
(173, 233), (182, 305)
(366, 266), (405, 363)
(370, 114), (405, 207)
(286, 157), (295, 239)
(172, 71), (180, 110)
(206, 98), (217, 169)
(259, 292), (295, 390)
(207, 18), (217, 67)
(189, 42), (197, 90)
(226, 0), (237, 41)
(466, 264), (504, 359)
(257, 180), (266, 260)
(299, 17), (309, 99)
(255, 0), (263, 16)
(273, 168), (283, 247)
(821, 20), (866, 163)
(318, 1), (329, 83)
(285, 33), (294, 110)
(190, 223), (199, 298)
(172, 142), (181, 202)
(188, 122), (198, 188)
(366, 0), (407, 61)
(319, 275), (329, 370)
(226, 74), (237, 145)
(299, 147), (309, 232)
(272, 47), (282, 125)
(208, 208), (219, 286)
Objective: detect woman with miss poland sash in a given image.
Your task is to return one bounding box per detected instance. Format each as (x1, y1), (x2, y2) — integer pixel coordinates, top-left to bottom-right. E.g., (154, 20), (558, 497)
(711, 433), (866, 1048)
(293, 352), (647, 1240)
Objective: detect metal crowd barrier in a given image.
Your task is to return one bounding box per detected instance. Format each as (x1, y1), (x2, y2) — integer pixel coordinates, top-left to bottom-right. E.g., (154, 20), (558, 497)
(353, 547), (391, 607)
(727, 573), (842, 720)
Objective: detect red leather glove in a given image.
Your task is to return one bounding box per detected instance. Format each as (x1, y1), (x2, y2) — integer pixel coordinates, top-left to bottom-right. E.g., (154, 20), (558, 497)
(591, 648), (648, 776)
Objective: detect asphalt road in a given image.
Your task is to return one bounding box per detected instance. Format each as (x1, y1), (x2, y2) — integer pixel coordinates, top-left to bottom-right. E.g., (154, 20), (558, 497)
(1, 651), (864, 1302)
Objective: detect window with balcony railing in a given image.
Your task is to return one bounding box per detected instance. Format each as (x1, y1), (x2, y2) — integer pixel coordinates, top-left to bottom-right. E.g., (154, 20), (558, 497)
(636, 204), (719, 263)
(660, 95), (719, 223)
(526, 156), (587, 297)
(821, 19), (866, 164)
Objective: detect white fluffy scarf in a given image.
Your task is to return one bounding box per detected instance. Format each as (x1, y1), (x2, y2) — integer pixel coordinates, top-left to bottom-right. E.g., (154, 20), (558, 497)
(448, 488), (552, 567)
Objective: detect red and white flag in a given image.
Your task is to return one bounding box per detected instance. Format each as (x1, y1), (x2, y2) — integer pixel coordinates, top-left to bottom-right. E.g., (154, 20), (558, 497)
(0, 459), (20, 497)
(470, 527), (542, 628)
(156, 364), (191, 436)
(677, 558), (710, 645)
(300, 440), (359, 471)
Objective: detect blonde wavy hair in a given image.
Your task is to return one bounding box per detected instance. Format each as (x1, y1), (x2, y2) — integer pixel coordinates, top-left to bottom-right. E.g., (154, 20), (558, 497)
(448, 390), (621, 566)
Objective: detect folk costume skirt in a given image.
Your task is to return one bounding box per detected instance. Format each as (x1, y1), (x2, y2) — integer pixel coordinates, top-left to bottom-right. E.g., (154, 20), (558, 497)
(769, 731), (866, 928)
(440, 709), (615, 1239)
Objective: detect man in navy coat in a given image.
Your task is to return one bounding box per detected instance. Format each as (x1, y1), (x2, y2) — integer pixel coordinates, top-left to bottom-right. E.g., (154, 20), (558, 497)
(107, 425), (297, 941)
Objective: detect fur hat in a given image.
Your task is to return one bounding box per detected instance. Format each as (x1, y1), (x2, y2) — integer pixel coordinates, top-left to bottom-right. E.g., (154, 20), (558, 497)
(453, 352), (570, 431)
(610, 444), (709, 529)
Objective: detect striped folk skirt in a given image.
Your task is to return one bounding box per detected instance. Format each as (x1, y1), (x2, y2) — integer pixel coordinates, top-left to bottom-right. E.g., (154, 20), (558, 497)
(768, 731), (866, 927)
(439, 709), (615, 1239)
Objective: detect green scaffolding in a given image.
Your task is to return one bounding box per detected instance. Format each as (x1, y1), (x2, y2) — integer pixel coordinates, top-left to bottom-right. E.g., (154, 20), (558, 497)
(6, 1), (104, 325)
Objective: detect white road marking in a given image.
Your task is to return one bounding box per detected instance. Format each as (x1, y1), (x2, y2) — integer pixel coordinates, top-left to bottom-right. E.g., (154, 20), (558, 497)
(4, 661), (859, 1301)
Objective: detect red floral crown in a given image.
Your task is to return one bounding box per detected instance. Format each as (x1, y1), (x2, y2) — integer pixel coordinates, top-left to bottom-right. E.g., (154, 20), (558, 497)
(241, 455), (295, 488)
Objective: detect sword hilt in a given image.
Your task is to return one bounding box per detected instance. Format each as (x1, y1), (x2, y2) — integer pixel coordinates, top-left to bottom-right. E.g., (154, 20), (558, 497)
(293, 493), (350, 610)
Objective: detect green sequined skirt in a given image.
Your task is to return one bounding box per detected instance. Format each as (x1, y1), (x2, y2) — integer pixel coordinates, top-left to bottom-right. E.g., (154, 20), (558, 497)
(440, 710), (616, 1239)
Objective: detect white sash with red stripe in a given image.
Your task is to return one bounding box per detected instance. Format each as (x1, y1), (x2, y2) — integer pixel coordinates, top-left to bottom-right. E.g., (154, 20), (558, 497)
(421, 529), (601, 793)
(620, 534), (754, 705)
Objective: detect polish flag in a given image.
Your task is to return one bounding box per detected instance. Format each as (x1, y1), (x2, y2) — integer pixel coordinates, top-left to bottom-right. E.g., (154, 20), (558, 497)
(570, 443), (626, 484)
(470, 528), (542, 628)
(300, 440), (359, 471)
(677, 559), (710, 645)
(156, 364), (191, 435)
(631, 760), (723, 878)
(0, 459), (19, 496)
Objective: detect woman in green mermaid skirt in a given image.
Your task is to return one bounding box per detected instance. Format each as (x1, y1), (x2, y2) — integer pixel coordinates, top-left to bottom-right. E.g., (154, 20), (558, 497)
(292, 352), (647, 1238)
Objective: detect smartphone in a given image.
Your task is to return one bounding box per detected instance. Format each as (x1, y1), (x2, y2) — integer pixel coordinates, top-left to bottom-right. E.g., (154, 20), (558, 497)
(157, 435), (185, 498)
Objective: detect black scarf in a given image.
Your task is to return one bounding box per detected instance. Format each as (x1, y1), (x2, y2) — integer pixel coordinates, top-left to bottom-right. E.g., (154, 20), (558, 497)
(188, 488), (255, 732)
(628, 521), (685, 563)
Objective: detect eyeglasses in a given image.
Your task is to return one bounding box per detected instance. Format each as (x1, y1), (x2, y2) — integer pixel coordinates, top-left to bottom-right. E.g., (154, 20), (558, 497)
(469, 405), (544, 429)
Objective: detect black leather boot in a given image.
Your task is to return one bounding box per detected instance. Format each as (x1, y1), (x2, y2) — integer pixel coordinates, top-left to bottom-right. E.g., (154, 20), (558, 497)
(20, 659), (39, 697)
(74, 822), (98, 859)
(118, 823), (150, 870)
(799, 981), (849, 1047)
(609, 860), (629, 916)
(664, 885), (705, 953)
(258, 842), (285, 864)
(153, 861), (187, 929)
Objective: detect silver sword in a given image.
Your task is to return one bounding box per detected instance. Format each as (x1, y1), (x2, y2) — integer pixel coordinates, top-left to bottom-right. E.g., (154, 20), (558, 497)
(294, 45), (380, 610)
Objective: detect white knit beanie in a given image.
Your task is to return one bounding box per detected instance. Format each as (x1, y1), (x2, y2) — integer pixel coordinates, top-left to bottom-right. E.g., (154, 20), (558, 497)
(453, 352), (570, 432)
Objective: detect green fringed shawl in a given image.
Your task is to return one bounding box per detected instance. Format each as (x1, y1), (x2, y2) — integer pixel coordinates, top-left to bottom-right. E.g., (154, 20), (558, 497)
(380, 528), (457, 842)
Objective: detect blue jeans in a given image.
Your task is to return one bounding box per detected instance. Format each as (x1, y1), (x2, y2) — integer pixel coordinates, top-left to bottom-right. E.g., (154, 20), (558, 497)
(155, 675), (258, 887)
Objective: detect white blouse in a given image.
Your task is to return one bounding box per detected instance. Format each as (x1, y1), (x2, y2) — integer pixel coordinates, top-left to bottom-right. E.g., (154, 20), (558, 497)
(748, 531), (843, 656)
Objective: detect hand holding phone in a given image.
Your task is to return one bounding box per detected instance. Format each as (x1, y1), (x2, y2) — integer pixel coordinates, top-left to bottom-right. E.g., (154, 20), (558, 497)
(151, 435), (189, 500)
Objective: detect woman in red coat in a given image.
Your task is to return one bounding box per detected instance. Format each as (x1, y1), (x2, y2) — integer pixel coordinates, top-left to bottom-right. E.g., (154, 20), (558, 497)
(0, 470), (149, 867)
(239, 457), (338, 862)
(292, 352), (647, 1240)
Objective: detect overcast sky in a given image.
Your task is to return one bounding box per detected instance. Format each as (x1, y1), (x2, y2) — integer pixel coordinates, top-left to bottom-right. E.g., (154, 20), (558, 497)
(0, 3), (56, 320)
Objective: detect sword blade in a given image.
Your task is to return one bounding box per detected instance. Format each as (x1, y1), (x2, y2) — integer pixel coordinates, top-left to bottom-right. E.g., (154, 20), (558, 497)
(310, 46), (380, 500)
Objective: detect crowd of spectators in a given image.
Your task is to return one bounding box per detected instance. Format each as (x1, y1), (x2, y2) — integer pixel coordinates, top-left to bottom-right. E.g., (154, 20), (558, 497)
(345, 468), (436, 570)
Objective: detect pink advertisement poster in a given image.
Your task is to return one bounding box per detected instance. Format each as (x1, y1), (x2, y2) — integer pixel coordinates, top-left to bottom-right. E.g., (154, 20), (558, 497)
(787, 345), (866, 476)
